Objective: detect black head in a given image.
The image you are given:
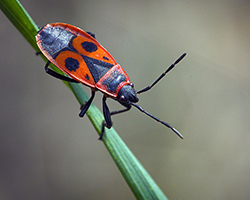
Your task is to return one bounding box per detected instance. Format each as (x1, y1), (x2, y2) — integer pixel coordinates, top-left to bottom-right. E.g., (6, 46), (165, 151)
(117, 83), (139, 107)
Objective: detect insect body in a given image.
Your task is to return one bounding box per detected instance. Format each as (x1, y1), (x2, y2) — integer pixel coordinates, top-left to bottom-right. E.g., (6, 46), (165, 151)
(36, 23), (186, 139)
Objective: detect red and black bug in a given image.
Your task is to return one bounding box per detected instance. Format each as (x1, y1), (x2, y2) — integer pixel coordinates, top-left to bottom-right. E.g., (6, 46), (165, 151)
(36, 23), (186, 139)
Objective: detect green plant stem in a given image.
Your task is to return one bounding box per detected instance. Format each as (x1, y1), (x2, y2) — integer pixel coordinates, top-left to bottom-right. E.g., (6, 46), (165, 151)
(0, 0), (169, 199)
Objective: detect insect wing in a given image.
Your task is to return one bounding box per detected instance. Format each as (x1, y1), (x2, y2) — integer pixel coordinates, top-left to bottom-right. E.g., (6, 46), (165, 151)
(36, 23), (117, 88)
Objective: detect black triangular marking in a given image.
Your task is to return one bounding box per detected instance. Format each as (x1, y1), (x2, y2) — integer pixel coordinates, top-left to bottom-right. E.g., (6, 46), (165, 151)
(81, 55), (114, 83)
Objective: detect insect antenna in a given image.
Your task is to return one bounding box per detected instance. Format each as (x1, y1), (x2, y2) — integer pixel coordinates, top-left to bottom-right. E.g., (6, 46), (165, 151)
(137, 53), (187, 94)
(129, 102), (183, 139)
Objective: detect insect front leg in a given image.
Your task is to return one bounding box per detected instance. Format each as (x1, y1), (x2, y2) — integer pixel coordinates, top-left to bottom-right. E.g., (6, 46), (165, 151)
(100, 95), (112, 140)
(110, 105), (131, 116)
(100, 99), (132, 140)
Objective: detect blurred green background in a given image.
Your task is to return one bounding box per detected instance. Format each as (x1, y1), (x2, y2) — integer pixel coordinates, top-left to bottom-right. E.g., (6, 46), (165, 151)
(1, 0), (250, 199)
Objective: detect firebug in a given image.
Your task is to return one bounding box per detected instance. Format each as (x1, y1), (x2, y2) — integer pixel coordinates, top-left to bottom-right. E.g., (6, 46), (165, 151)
(36, 23), (186, 139)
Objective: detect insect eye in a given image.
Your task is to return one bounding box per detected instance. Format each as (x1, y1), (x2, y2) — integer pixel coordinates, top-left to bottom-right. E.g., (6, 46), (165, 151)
(129, 83), (134, 88)
(120, 95), (126, 101)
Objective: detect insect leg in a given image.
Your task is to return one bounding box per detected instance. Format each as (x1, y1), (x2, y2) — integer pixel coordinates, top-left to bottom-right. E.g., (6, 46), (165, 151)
(137, 53), (187, 94)
(45, 62), (79, 83)
(79, 90), (96, 117)
(86, 31), (95, 38)
(100, 96), (112, 140)
(110, 106), (131, 116)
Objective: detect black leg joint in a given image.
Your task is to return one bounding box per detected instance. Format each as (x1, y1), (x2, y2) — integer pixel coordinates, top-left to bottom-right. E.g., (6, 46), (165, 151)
(79, 90), (95, 117)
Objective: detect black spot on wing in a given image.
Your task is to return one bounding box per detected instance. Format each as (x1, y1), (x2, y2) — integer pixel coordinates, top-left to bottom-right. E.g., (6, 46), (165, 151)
(65, 57), (79, 71)
(81, 41), (97, 52)
(103, 56), (109, 60)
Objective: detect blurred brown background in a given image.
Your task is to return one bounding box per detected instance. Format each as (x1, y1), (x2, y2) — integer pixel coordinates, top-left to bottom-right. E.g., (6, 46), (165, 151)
(1, 0), (250, 199)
